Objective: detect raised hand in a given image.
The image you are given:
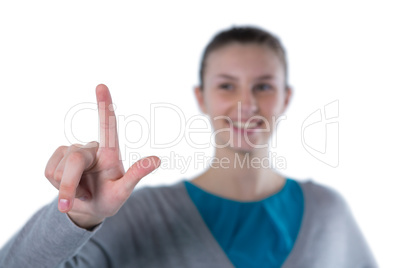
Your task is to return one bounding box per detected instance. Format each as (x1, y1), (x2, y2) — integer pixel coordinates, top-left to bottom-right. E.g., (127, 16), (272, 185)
(44, 84), (160, 229)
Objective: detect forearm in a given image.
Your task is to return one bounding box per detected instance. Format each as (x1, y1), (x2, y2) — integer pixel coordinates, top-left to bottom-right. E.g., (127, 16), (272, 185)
(0, 198), (102, 268)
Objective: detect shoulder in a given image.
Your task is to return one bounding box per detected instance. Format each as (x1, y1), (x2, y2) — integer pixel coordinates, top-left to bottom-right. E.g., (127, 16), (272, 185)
(296, 179), (350, 214)
(293, 179), (371, 247)
(284, 180), (378, 267)
(293, 179), (361, 230)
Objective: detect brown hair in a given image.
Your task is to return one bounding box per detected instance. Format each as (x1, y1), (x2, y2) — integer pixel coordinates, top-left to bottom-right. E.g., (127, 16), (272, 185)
(199, 26), (288, 89)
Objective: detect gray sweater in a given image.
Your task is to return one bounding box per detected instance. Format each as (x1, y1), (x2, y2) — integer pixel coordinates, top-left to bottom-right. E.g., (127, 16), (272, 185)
(0, 180), (377, 268)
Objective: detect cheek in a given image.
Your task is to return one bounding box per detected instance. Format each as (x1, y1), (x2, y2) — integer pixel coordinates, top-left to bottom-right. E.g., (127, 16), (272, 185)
(205, 94), (231, 117)
(260, 95), (285, 115)
(259, 97), (276, 114)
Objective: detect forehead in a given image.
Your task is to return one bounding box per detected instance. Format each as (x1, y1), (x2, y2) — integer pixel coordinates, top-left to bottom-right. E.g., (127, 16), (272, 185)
(204, 43), (285, 79)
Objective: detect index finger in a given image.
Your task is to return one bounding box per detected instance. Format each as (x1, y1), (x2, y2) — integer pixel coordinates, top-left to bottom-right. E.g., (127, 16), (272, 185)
(96, 84), (119, 151)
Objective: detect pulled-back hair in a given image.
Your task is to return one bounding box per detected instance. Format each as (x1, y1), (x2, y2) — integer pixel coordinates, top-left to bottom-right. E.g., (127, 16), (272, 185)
(199, 26), (288, 89)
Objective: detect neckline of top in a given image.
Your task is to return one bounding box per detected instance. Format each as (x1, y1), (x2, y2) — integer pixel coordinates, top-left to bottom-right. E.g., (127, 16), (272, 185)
(183, 178), (292, 204)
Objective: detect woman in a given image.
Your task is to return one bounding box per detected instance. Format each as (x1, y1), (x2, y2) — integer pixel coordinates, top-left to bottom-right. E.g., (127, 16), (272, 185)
(0, 26), (376, 267)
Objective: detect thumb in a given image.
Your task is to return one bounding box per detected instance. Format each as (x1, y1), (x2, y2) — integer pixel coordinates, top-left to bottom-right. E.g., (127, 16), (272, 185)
(119, 156), (161, 194)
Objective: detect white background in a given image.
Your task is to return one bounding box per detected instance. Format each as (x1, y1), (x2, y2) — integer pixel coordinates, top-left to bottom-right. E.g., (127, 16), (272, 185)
(1, 1), (401, 266)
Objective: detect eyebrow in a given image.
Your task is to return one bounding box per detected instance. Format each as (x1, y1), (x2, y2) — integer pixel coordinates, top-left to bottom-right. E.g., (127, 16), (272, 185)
(215, 74), (275, 81)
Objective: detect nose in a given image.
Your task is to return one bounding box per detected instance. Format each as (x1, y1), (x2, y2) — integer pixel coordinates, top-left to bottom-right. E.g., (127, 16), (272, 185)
(237, 88), (258, 117)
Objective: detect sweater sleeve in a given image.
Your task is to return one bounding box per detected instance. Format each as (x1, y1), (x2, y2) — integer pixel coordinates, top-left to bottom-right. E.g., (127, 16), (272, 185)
(0, 186), (166, 268)
(0, 198), (105, 268)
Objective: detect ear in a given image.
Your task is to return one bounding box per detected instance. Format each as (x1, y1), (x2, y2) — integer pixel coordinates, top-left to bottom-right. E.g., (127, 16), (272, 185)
(281, 85), (293, 113)
(194, 86), (207, 114)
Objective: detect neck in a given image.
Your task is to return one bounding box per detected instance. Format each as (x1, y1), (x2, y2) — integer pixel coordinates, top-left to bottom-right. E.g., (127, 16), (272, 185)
(191, 147), (285, 201)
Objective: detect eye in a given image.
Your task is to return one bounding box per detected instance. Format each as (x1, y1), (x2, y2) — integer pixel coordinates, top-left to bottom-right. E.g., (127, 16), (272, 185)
(253, 84), (273, 92)
(219, 83), (234, 90)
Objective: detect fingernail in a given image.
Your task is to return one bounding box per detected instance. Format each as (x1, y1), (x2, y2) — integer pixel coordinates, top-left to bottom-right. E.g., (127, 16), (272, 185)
(59, 199), (69, 211)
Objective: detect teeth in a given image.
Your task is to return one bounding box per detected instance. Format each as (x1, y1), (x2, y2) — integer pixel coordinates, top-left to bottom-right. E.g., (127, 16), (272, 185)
(233, 121), (258, 129)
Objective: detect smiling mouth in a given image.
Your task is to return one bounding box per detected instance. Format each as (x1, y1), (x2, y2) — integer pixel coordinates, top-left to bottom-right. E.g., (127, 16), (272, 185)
(229, 120), (264, 131)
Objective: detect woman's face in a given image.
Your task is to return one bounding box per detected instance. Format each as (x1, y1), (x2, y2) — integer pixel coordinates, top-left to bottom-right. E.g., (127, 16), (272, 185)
(195, 43), (291, 154)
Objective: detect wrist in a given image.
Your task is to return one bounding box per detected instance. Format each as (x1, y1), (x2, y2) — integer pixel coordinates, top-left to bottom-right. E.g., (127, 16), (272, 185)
(66, 211), (104, 230)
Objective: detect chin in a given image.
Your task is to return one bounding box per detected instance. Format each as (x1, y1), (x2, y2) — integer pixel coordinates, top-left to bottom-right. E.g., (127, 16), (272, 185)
(214, 130), (269, 149)
(214, 138), (268, 157)
(231, 144), (268, 155)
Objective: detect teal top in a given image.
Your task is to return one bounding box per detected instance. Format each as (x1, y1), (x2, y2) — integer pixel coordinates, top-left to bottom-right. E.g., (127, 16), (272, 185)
(184, 178), (304, 268)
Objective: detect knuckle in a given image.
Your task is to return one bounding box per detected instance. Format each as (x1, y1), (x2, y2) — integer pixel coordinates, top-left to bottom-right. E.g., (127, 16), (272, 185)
(44, 168), (54, 179)
(86, 141), (99, 148)
(68, 151), (85, 163)
(56, 145), (67, 153)
(60, 183), (76, 195)
(67, 143), (83, 153)
(130, 165), (140, 179)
